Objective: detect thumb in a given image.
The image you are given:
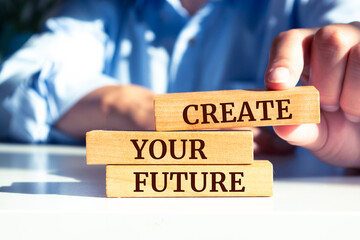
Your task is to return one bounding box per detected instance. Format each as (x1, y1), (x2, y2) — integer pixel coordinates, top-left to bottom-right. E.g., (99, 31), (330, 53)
(265, 29), (316, 90)
(273, 113), (327, 152)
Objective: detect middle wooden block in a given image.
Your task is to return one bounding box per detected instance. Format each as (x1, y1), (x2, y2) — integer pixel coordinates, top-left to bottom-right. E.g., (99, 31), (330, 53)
(86, 130), (253, 165)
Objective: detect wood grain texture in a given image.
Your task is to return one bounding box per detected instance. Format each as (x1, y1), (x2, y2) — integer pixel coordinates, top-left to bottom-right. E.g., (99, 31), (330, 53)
(155, 86), (320, 131)
(106, 161), (273, 197)
(86, 130), (253, 165)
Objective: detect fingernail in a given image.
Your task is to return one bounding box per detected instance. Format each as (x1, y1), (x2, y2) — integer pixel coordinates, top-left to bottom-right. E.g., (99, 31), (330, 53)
(267, 67), (290, 83)
(344, 113), (360, 123)
(321, 104), (339, 112)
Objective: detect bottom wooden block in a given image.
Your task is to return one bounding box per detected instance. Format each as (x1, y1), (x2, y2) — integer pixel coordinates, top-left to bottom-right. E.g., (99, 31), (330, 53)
(106, 161), (273, 197)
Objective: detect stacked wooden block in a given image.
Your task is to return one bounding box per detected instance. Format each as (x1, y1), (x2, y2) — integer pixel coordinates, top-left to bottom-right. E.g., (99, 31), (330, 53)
(86, 86), (320, 197)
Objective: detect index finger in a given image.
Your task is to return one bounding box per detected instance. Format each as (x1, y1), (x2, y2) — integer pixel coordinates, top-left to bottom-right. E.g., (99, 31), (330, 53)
(265, 28), (316, 90)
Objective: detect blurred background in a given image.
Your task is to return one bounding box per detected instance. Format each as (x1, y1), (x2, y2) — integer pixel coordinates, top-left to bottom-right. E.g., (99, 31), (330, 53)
(0, 0), (64, 63)
(0, 0), (65, 141)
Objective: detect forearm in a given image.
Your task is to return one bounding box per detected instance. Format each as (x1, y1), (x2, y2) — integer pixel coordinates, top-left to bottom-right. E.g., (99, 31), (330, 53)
(55, 85), (155, 139)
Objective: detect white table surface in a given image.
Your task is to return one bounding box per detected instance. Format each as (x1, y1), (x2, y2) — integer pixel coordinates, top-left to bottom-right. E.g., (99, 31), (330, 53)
(0, 143), (359, 240)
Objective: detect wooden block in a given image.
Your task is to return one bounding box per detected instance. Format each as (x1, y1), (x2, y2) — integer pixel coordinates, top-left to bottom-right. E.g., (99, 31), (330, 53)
(106, 160), (273, 197)
(155, 86), (320, 131)
(86, 130), (253, 165)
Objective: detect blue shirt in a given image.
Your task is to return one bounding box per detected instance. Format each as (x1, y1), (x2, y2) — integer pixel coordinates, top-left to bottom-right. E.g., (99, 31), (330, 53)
(0, 0), (359, 143)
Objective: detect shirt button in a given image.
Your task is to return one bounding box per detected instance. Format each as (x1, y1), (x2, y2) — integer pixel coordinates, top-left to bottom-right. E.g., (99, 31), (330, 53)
(188, 37), (196, 45)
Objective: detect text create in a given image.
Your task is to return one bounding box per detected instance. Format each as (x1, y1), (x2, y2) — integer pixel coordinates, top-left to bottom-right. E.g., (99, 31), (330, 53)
(183, 99), (292, 125)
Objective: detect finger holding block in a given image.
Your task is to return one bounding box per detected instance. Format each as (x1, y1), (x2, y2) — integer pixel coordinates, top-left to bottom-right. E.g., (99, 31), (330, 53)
(155, 86), (320, 131)
(86, 130), (253, 165)
(106, 161), (273, 197)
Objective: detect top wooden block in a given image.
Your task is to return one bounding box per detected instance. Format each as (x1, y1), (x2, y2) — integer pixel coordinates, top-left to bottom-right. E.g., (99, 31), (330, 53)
(155, 86), (320, 131)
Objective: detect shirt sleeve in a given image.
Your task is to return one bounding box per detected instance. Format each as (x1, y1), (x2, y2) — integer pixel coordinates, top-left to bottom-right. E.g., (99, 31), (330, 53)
(296, 0), (360, 28)
(0, 0), (123, 143)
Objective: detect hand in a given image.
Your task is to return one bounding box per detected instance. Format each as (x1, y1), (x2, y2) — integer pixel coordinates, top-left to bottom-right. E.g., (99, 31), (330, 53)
(56, 84), (155, 139)
(265, 22), (360, 167)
